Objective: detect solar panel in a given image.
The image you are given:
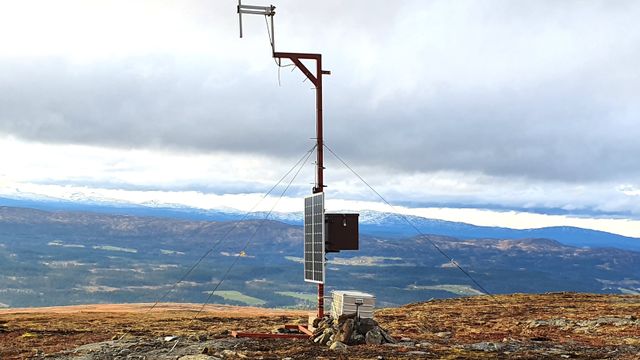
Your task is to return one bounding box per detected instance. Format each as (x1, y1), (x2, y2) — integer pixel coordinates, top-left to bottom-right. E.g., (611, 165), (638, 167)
(304, 193), (325, 284)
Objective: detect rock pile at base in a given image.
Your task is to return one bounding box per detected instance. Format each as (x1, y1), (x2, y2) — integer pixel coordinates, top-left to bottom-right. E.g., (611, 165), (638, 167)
(311, 313), (396, 348)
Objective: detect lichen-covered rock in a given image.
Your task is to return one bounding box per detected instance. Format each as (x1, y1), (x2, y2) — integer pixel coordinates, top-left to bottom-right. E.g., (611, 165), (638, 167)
(469, 342), (505, 352)
(220, 349), (247, 358)
(336, 318), (355, 343)
(434, 331), (452, 338)
(329, 341), (348, 350)
(365, 328), (383, 345)
(314, 328), (333, 345)
(179, 355), (220, 360)
(311, 314), (395, 347)
(350, 332), (365, 345)
(358, 318), (378, 334)
(380, 328), (397, 343)
(337, 312), (356, 324)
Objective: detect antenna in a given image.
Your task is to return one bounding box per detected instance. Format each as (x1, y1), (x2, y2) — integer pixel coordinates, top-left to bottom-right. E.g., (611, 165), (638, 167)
(237, 1), (276, 51)
(237, 2), (351, 323)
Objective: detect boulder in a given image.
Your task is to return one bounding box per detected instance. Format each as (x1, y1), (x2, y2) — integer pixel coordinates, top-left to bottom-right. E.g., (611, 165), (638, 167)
(365, 328), (383, 345)
(313, 318), (332, 336)
(349, 332), (365, 345)
(311, 315), (396, 347)
(330, 341), (348, 350)
(407, 351), (429, 356)
(593, 317), (638, 326)
(380, 328), (397, 343)
(469, 342), (504, 352)
(179, 356), (219, 360)
(434, 331), (452, 338)
(188, 333), (207, 342)
(358, 318), (378, 334)
(312, 317), (322, 328)
(315, 328), (333, 345)
(337, 312), (357, 324)
(336, 318), (355, 343)
(220, 350), (247, 358)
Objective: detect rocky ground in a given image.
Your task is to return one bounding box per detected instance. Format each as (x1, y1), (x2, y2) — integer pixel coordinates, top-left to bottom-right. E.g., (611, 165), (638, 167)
(1, 293), (639, 359)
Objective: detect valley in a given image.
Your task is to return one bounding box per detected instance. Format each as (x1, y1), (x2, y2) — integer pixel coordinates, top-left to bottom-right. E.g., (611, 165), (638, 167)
(1, 206), (639, 309)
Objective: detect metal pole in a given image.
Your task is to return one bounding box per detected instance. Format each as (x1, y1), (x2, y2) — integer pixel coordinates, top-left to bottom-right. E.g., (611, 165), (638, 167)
(270, 7), (275, 53)
(238, 3), (243, 38)
(315, 55), (324, 195)
(238, 3), (329, 322)
(315, 55), (324, 319)
(272, 51), (326, 319)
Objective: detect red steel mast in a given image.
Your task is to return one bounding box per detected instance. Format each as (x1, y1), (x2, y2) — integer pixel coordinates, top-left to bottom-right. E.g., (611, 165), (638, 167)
(238, 3), (331, 320)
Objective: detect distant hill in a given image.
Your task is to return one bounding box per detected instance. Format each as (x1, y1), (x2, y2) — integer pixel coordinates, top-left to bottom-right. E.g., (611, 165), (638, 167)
(2, 196), (639, 251)
(1, 205), (639, 309)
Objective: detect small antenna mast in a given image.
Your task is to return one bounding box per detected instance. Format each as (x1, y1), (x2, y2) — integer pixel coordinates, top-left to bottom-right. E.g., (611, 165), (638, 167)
(238, 1), (331, 319)
(238, 1), (276, 52)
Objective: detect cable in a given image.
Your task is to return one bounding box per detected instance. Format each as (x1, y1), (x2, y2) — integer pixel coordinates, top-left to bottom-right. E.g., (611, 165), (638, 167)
(264, 15), (274, 52)
(138, 144), (316, 315)
(263, 14), (295, 87)
(116, 145), (316, 341)
(323, 143), (510, 311)
(192, 146), (315, 319)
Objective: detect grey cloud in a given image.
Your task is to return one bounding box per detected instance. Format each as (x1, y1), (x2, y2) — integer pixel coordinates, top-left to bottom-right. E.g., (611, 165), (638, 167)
(0, 56), (313, 156)
(328, 71), (640, 183)
(1, 0), (640, 184)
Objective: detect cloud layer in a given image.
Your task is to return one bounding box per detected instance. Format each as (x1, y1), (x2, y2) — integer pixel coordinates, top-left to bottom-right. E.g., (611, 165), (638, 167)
(1, 0), (640, 219)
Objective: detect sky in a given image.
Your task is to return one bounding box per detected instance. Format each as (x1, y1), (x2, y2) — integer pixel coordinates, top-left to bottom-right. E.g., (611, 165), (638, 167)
(1, 0), (640, 237)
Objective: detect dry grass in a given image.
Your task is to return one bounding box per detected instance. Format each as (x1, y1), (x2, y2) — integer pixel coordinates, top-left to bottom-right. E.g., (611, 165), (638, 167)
(1, 293), (639, 359)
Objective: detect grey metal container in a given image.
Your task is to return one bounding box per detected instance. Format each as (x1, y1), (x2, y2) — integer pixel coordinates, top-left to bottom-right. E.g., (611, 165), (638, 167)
(331, 290), (376, 319)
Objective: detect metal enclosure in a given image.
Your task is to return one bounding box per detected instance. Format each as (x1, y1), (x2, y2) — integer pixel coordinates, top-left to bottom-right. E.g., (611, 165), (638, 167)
(331, 290), (376, 319)
(325, 213), (359, 253)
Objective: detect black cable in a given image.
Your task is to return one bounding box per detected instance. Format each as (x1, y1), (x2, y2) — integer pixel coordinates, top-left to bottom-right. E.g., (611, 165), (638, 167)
(116, 146), (316, 341)
(263, 15), (274, 52)
(263, 14), (296, 87)
(323, 143), (509, 311)
(193, 146), (315, 319)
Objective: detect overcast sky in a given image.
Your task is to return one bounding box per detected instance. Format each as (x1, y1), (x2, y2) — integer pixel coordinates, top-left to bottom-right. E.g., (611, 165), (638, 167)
(1, 0), (640, 236)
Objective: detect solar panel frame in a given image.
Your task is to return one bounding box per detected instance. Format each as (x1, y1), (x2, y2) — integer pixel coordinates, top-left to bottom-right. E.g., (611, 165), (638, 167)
(304, 193), (325, 284)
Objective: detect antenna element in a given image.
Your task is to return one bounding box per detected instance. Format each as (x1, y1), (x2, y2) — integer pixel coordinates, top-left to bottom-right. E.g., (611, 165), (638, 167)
(237, 1), (276, 51)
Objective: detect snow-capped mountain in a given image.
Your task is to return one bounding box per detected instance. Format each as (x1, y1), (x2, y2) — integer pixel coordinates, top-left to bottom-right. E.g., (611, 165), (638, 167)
(2, 194), (639, 252)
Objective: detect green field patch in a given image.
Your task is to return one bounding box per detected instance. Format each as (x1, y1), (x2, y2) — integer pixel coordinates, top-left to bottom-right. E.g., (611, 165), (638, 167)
(204, 290), (266, 306)
(276, 291), (316, 302)
(93, 245), (137, 253)
(407, 284), (484, 296)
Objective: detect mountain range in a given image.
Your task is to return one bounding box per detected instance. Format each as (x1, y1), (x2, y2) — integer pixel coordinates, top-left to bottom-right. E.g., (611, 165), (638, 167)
(2, 195), (639, 251)
(1, 201), (639, 310)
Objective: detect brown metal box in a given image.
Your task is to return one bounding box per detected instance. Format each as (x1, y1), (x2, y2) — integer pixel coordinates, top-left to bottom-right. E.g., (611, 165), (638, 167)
(325, 213), (359, 252)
